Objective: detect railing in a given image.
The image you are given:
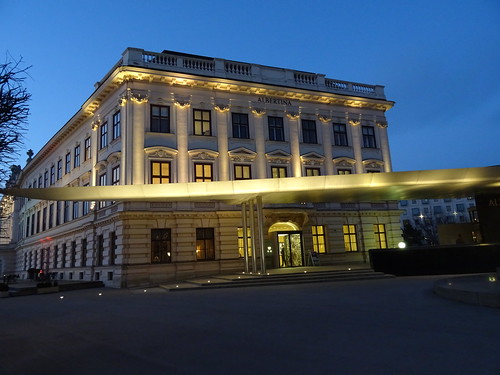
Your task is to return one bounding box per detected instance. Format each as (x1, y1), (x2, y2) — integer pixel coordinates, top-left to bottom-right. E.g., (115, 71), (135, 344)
(123, 48), (386, 99)
(225, 62), (251, 76)
(183, 58), (214, 72)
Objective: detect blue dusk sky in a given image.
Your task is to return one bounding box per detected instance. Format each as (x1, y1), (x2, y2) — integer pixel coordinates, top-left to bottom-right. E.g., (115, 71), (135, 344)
(1, 0), (499, 172)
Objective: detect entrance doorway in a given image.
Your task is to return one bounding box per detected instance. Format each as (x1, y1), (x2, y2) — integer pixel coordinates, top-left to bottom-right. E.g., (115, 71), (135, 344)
(277, 231), (304, 267)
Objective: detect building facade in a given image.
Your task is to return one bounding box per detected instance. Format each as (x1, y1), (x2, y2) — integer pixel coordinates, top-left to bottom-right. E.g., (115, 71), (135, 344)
(13, 48), (400, 287)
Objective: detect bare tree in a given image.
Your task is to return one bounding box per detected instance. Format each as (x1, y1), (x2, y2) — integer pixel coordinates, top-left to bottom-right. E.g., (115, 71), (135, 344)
(0, 56), (31, 184)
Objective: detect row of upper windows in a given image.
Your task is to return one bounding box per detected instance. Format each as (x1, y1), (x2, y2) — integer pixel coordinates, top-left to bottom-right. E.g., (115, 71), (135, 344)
(28, 111), (120, 189)
(148, 105), (378, 147)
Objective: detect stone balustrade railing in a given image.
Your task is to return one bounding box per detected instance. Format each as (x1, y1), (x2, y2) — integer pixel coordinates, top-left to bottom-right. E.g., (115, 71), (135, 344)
(122, 48), (386, 99)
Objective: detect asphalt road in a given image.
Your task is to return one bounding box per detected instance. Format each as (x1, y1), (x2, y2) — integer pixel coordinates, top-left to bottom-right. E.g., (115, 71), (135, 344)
(1, 276), (499, 375)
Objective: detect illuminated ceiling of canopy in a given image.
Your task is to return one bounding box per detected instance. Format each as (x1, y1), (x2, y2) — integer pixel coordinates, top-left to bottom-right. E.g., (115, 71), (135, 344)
(2, 166), (499, 205)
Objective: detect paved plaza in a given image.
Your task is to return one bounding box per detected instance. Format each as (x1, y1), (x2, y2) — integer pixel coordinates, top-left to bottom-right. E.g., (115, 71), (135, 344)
(1, 276), (500, 375)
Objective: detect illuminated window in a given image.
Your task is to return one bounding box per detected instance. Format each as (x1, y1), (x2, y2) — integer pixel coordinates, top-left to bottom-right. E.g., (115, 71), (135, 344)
(271, 166), (287, 178)
(234, 164), (251, 180)
(305, 168), (320, 176)
(337, 169), (352, 175)
(312, 225), (326, 253)
(333, 123), (348, 146)
(74, 145), (80, 168)
(84, 137), (91, 161)
(151, 161), (170, 184)
(100, 122), (108, 149)
(151, 105), (170, 133)
(194, 163), (213, 182)
(374, 224), (387, 249)
(343, 224), (358, 252)
(302, 119), (317, 144)
(65, 152), (71, 174)
(112, 111), (121, 139)
(151, 228), (171, 263)
(268, 116), (284, 141)
(237, 227), (252, 257)
(232, 113), (249, 139)
(196, 228), (215, 261)
(362, 126), (376, 148)
(193, 109), (211, 135)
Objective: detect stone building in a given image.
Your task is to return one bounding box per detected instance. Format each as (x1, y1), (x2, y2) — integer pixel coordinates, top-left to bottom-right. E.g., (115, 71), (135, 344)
(13, 48), (400, 287)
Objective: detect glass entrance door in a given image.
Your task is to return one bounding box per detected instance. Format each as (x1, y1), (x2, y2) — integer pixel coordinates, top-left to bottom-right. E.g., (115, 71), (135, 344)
(277, 231), (303, 267)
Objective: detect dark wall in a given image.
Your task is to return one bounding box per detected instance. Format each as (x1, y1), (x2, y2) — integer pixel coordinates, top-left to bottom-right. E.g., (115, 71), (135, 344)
(369, 244), (500, 276)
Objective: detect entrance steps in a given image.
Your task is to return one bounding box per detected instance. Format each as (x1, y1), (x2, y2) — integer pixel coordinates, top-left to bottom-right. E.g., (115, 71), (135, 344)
(160, 267), (394, 291)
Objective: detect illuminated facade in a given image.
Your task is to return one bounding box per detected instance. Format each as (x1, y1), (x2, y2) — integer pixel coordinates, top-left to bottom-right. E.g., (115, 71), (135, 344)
(13, 48), (400, 287)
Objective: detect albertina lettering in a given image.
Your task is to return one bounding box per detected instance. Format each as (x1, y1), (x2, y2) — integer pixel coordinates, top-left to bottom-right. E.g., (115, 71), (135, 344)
(257, 97), (292, 106)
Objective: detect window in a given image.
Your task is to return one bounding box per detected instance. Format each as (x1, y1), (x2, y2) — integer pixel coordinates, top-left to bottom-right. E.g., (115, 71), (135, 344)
(57, 159), (62, 180)
(98, 173), (107, 208)
(96, 235), (104, 266)
(50, 166), (55, 185)
(456, 203), (465, 212)
(82, 183), (90, 215)
(193, 109), (211, 135)
(63, 201), (70, 223)
(434, 206), (442, 215)
(56, 201), (61, 226)
(337, 169), (352, 175)
(305, 168), (320, 176)
(151, 105), (170, 133)
(362, 126), (377, 148)
(112, 111), (121, 139)
(81, 238), (87, 267)
(234, 164), (251, 180)
(271, 166), (287, 178)
(237, 227), (252, 257)
(49, 203), (54, 229)
(343, 224), (358, 252)
(232, 113), (249, 139)
(333, 124), (348, 146)
(412, 208), (420, 216)
(374, 224), (387, 249)
(151, 161), (170, 184)
(70, 241), (76, 268)
(312, 225), (326, 253)
(109, 231), (117, 265)
(74, 145), (80, 167)
(65, 152), (71, 174)
(151, 229), (172, 263)
(61, 243), (67, 268)
(268, 116), (284, 141)
(194, 163), (213, 182)
(100, 122), (108, 149)
(44, 171), (49, 188)
(72, 201), (79, 220)
(84, 137), (91, 161)
(53, 245), (58, 269)
(400, 200), (408, 206)
(301, 119), (317, 144)
(36, 210), (40, 233)
(42, 207), (47, 231)
(111, 166), (120, 185)
(38, 175), (42, 188)
(196, 228), (215, 261)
